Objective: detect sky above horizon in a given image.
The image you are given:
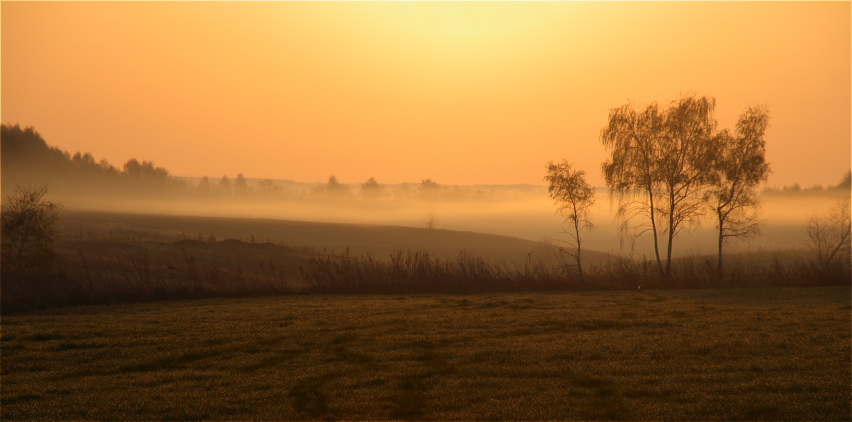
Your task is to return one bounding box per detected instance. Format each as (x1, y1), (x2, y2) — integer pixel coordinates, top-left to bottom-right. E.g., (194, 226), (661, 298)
(2, 2), (850, 187)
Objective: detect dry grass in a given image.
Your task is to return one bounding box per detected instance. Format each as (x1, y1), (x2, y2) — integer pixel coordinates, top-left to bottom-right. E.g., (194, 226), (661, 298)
(301, 247), (849, 294)
(2, 287), (849, 420)
(2, 219), (847, 310)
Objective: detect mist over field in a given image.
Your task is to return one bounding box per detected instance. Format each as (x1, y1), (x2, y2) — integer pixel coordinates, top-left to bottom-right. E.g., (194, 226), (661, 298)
(4, 120), (849, 268)
(46, 177), (849, 259)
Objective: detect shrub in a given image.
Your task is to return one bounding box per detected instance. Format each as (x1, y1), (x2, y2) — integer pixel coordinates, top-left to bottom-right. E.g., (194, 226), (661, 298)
(1, 185), (62, 284)
(806, 198), (851, 273)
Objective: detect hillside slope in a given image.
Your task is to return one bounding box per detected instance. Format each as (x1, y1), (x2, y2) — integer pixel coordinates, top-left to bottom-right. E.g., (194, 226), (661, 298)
(58, 210), (619, 268)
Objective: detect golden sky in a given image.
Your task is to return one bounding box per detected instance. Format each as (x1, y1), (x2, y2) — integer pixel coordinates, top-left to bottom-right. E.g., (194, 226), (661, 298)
(2, 2), (850, 186)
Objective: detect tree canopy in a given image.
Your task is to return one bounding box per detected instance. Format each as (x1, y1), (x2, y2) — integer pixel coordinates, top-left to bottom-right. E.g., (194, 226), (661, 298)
(600, 93), (769, 277)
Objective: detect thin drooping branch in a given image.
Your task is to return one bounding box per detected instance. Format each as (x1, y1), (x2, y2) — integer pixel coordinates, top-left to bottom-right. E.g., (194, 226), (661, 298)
(601, 94), (718, 277)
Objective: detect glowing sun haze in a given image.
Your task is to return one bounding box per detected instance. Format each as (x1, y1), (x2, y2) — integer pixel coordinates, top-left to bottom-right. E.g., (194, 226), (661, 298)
(2, 2), (849, 186)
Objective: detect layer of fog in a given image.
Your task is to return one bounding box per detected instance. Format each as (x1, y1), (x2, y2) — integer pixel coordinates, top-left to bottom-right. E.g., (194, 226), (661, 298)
(52, 178), (849, 259)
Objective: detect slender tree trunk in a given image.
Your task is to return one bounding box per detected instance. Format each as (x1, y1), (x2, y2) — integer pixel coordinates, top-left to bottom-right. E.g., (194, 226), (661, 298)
(665, 191), (675, 277)
(717, 208), (724, 277)
(647, 186), (664, 275)
(574, 215), (583, 278)
(717, 185), (737, 279)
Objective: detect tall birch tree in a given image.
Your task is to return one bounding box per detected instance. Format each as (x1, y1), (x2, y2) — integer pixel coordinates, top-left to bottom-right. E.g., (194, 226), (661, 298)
(602, 93), (718, 277)
(545, 160), (595, 277)
(708, 105), (771, 275)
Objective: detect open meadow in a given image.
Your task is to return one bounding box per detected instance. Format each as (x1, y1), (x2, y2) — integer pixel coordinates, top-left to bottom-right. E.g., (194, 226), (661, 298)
(2, 286), (849, 420)
(3, 2), (851, 420)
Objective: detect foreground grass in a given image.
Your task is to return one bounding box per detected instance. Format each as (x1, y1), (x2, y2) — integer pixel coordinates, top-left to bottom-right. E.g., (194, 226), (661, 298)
(2, 287), (849, 420)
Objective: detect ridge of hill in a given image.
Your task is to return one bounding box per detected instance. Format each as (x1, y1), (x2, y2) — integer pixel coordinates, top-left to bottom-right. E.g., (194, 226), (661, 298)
(58, 210), (619, 268)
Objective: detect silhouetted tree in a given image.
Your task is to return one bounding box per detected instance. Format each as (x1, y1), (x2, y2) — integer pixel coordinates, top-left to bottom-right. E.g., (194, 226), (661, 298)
(124, 158), (141, 176)
(545, 160), (595, 277)
(1, 124), (187, 198)
(425, 210), (438, 230)
(601, 99), (666, 274)
(708, 105), (771, 275)
(806, 198), (851, 272)
(1, 124), (55, 158)
(419, 178), (440, 200)
(234, 173), (249, 195)
(98, 159), (119, 174)
(72, 152), (119, 181)
(218, 175), (232, 195)
(657, 94), (718, 276)
(72, 152), (96, 167)
(324, 175), (349, 195)
(123, 158), (169, 181)
(198, 176), (213, 195)
(419, 178), (439, 190)
(1, 124), (73, 189)
(361, 177), (382, 198)
(602, 93), (717, 277)
(1, 185), (62, 283)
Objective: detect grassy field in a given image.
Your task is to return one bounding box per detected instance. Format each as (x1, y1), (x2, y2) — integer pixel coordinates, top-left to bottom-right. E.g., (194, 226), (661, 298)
(2, 287), (849, 420)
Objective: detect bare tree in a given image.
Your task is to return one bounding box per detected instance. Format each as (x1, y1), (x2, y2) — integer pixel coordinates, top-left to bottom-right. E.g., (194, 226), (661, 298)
(1, 185), (62, 282)
(708, 105), (771, 275)
(425, 209), (438, 230)
(806, 198), (851, 272)
(545, 160), (595, 277)
(418, 179), (441, 229)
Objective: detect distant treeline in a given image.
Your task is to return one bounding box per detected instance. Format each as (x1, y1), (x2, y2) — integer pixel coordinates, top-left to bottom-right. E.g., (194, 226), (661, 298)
(1, 123), (848, 202)
(1, 124), (180, 198)
(0, 124), (500, 201)
(763, 171), (850, 195)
